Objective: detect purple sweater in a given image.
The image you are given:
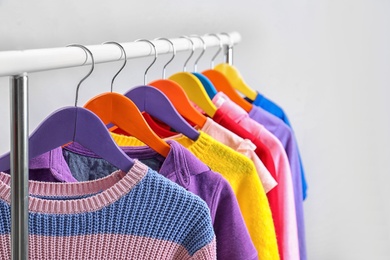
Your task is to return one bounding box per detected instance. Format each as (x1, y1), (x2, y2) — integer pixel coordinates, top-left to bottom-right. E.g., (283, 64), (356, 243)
(28, 140), (258, 260)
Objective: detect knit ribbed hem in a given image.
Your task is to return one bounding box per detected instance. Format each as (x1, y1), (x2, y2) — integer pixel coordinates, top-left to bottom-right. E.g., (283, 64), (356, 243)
(185, 132), (213, 158)
(0, 160), (148, 214)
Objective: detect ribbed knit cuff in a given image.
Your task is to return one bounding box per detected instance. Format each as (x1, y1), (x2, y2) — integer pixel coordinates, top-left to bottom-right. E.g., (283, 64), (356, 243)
(187, 132), (213, 160)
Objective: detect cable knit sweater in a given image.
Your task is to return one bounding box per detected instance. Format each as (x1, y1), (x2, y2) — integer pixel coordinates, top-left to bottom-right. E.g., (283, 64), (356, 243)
(0, 160), (216, 259)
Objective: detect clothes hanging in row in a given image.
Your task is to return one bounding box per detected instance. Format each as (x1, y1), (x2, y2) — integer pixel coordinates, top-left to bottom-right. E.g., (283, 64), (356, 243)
(0, 36), (308, 260)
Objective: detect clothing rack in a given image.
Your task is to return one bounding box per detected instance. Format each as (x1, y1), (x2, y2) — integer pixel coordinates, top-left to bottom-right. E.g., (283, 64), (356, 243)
(0, 31), (241, 260)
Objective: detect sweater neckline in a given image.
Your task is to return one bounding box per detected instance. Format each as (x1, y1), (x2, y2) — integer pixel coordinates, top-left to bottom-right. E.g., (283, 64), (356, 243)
(0, 160), (148, 214)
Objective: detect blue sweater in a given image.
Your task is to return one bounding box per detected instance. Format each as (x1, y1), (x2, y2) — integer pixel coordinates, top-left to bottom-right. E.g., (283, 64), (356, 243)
(0, 160), (216, 259)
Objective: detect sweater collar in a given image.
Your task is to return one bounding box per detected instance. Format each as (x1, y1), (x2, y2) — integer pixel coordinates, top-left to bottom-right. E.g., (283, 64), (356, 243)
(0, 160), (148, 214)
(29, 147), (77, 182)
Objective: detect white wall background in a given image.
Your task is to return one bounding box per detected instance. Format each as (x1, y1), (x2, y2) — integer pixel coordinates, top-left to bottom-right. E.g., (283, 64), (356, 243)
(1, 0), (389, 259)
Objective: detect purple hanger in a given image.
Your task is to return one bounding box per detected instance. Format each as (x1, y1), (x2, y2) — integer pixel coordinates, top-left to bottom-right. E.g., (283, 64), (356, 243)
(1, 43), (135, 173)
(0, 106), (134, 173)
(124, 86), (200, 141)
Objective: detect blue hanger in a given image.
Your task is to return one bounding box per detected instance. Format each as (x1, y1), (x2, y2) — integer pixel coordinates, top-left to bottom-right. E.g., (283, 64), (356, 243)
(191, 35), (217, 99)
(0, 44), (135, 173)
(124, 39), (200, 141)
(192, 72), (217, 99)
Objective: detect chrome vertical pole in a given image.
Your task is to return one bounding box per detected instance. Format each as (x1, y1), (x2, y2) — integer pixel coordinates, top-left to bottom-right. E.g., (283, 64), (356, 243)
(224, 45), (233, 65)
(10, 74), (29, 260)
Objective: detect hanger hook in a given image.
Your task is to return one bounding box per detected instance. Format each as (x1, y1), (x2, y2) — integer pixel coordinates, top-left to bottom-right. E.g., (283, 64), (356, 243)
(154, 37), (176, 79)
(135, 39), (157, 84)
(190, 35), (206, 72)
(220, 32), (234, 65)
(102, 41), (127, 92)
(205, 33), (223, 68)
(67, 44), (95, 107)
(180, 36), (195, 72)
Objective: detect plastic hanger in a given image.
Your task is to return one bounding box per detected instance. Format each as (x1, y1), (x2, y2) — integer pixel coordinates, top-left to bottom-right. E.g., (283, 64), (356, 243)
(214, 33), (258, 101)
(168, 36), (217, 117)
(0, 44), (134, 173)
(190, 35), (218, 99)
(124, 39), (200, 141)
(148, 37), (207, 128)
(202, 34), (253, 112)
(83, 42), (170, 157)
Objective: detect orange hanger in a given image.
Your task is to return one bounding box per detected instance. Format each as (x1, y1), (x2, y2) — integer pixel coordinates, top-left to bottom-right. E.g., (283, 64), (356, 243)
(202, 69), (252, 112)
(85, 92), (170, 157)
(149, 37), (207, 128)
(83, 42), (170, 157)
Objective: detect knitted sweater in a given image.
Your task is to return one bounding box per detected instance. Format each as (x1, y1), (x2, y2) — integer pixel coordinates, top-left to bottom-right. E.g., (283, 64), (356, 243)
(141, 113), (277, 193)
(112, 131), (280, 260)
(0, 160), (216, 259)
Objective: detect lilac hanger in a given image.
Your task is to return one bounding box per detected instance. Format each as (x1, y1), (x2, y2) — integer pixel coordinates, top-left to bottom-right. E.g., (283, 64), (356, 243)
(125, 86), (200, 141)
(124, 39), (199, 141)
(0, 44), (134, 173)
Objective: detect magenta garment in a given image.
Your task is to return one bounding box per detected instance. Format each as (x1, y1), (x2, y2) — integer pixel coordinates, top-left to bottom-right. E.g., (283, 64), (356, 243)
(248, 106), (306, 260)
(28, 141), (258, 260)
(213, 92), (299, 260)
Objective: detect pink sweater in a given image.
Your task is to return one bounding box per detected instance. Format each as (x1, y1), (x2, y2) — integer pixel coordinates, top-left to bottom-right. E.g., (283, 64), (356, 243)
(202, 117), (277, 193)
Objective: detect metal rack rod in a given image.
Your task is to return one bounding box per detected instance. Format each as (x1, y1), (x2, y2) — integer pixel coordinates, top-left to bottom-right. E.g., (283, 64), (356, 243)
(0, 32), (240, 77)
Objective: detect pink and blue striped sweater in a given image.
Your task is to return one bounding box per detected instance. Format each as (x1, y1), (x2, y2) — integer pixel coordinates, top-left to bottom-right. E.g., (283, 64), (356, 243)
(0, 160), (216, 259)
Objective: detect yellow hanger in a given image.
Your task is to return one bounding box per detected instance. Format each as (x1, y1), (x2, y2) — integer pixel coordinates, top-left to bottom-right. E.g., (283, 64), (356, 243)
(168, 36), (217, 117)
(202, 33), (252, 112)
(214, 63), (257, 101)
(214, 33), (257, 101)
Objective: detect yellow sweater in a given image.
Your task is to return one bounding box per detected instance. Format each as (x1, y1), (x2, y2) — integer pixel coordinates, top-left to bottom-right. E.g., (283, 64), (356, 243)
(111, 131), (279, 260)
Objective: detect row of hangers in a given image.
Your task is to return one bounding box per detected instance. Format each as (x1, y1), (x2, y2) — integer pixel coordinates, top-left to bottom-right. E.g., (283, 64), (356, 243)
(0, 33), (259, 175)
